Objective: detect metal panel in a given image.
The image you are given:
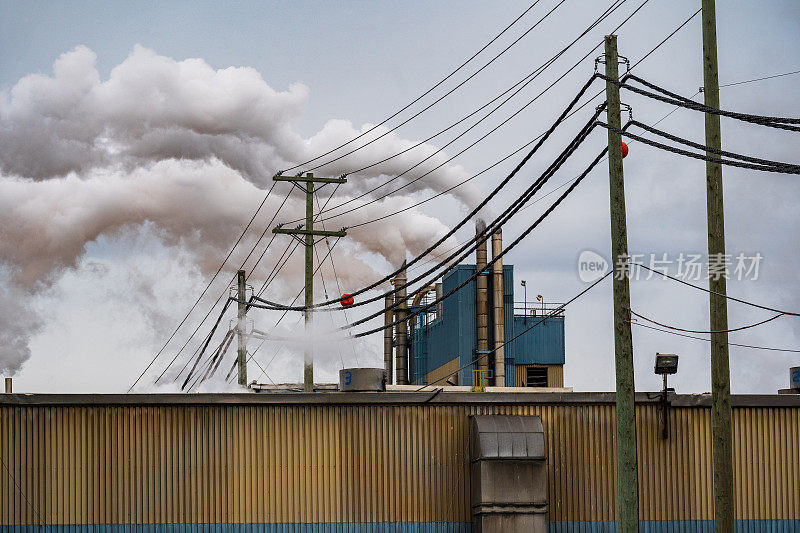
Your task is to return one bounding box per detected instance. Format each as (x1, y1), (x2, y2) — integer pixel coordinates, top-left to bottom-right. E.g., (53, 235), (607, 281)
(1, 402), (798, 527)
(510, 316), (565, 365)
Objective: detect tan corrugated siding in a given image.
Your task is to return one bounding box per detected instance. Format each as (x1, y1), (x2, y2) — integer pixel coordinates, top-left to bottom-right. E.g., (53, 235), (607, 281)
(1, 403), (798, 525)
(515, 364), (564, 387)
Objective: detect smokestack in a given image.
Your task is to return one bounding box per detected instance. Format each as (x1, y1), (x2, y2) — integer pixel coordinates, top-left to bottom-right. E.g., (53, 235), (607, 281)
(394, 261), (409, 385)
(476, 220), (490, 378)
(4, 377), (11, 394)
(492, 230), (505, 386)
(384, 295), (394, 384)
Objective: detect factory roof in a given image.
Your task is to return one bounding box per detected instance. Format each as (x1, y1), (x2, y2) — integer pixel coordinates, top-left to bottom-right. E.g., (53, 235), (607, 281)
(1, 391), (798, 407)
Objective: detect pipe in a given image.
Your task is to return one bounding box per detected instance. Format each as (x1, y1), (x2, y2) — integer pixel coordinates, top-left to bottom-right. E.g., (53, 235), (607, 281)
(476, 220), (490, 378)
(492, 230), (505, 385)
(411, 285), (436, 307)
(4, 377), (11, 394)
(394, 261), (409, 385)
(435, 282), (443, 319)
(384, 295), (393, 384)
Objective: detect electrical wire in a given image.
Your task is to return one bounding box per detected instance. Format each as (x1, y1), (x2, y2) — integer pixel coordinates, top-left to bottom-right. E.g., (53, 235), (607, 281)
(597, 121), (800, 173)
(134, 2), (553, 390)
(626, 73), (800, 124)
(612, 75), (800, 131)
(128, 180), (280, 391)
(303, 0), (574, 174)
(314, 192), (360, 366)
(303, 0), (638, 225)
(629, 308), (785, 334)
(256, 75), (604, 314)
(284, 0), (547, 172)
(350, 6), (702, 226)
(628, 120), (800, 172)
(631, 322), (800, 353)
(720, 69), (800, 89)
(252, 0), (650, 319)
(253, 105), (605, 318)
(350, 130), (610, 338)
(631, 263), (800, 317)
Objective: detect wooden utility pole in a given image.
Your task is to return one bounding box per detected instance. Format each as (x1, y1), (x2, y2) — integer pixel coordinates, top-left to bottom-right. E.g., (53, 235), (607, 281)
(701, 0), (734, 528)
(273, 172), (347, 392)
(236, 269), (248, 386)
(604, 34), (639, 531)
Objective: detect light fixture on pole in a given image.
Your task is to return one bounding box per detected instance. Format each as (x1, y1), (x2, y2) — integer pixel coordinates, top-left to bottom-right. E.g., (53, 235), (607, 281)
(520, 280), (527, 323)
(654, 353), (679, 439)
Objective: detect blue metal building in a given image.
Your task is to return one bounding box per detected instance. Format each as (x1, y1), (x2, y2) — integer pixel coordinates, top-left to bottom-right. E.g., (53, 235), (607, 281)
(409, 264), (566, 387)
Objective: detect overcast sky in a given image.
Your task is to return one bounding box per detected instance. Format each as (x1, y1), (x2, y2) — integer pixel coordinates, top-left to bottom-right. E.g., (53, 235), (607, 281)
(1, 0), (798, 394)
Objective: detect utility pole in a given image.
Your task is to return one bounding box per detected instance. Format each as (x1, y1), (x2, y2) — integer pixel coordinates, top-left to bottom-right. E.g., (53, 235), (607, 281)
(273, 172), (347, 392)
(604, 34), (639, 532)
(236, 269), (248, 386)
(701, 1), (733, 528)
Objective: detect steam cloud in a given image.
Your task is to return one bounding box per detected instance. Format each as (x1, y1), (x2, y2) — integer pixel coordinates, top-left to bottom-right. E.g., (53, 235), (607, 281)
(0, 45), (482, 375)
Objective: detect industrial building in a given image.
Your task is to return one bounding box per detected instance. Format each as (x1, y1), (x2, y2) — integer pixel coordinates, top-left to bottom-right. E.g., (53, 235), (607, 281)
(1, 392), (799, 530)
(2, 226), (799, 531)
(388, 228), (566, 390)
(408, 263), (565, 388)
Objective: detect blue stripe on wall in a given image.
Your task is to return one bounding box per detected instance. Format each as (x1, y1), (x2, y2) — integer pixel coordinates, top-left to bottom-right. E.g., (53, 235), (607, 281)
(2, 521), (799, 532)
(548, 521), (800, 533)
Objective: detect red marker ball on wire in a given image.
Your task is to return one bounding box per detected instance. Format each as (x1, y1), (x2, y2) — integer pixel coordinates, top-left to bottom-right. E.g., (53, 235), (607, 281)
(340, 293), (354, 307)
(621, 141), (629, 158)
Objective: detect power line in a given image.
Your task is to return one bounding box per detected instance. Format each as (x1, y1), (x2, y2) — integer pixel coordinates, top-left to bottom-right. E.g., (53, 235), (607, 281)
(303, 0), (574, 174)
(628, 119), (800, 172)
(143, 187), (295, 388)
(629, 308), (785, 334)
(349, 132), (609, 338)
(720, 69), (800, 89)
(304, 0), (637, 225)
(597, 121), (800, 173)
(631, 262), (800, 317)
(631, 321), (800, 353)
(347, 4), (698, 228)
(128, 180), (280, 391)
(616, 74), (800, 130)
(254, 99), (606, 315)
(134, 1), (553, 389)
(284, 0), (547, 172)
(238, 0), (648, 325)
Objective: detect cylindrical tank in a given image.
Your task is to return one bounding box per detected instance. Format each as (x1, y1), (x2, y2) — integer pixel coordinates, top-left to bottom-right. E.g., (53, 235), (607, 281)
(339, 368), (386, 392)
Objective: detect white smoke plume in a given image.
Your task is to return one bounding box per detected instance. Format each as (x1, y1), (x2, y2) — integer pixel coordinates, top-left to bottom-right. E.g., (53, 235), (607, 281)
(0, 45), (482, 376)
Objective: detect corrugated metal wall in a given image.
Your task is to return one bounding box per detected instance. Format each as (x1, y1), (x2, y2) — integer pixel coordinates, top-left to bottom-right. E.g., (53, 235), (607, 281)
(514, 365), (565, 388)
(1, 400), (798, 528)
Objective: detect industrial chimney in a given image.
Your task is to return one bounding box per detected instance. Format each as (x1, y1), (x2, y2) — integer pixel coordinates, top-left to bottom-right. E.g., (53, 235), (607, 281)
(492, 230), (505, 386)
(476, 220), (490, 380)
(394, 262), (409, 385)
(384, 294), (393, 384)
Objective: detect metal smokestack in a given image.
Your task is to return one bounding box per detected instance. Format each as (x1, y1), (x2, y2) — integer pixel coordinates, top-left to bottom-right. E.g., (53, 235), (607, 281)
(394, 261), (409, 385)
(384, 294), (393, 384)
(492, 230), (505, 386)
(476, 220), (490, 378)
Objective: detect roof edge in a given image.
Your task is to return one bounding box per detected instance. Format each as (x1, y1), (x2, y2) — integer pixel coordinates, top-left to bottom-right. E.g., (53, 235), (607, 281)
(0, 391), (798, 407)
